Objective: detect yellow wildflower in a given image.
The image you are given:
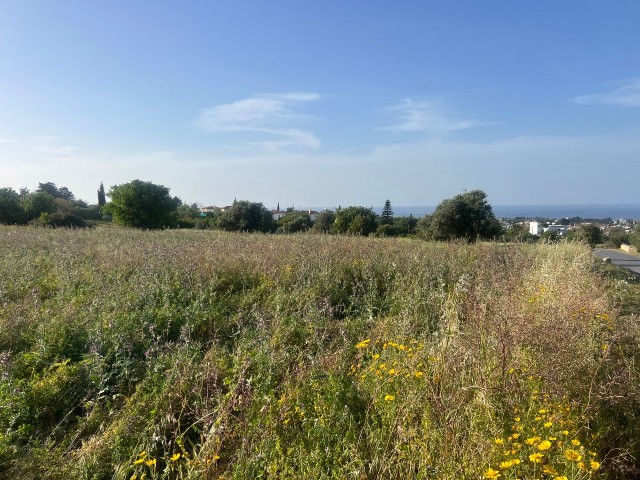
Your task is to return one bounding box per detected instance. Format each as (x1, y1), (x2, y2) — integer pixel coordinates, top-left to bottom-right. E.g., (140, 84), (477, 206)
(483, 468), (501, 479)
(495, 438), (504, 445)
(525, 436), (540, 445)
(537, 440), (552, 451)
(499, 460), (513, 469)
(170, 453), (181, 461)
(384, 394), (395, 401)
(145, 458), (156, 467)
(554, 477), (569, 480)
(529, 453), (543, 463)
(544, 421), (553, 427)
(414, 371), (424, 378)
(133, 458), (145, 465)
(571, 439), (581, 446)
(564, 449), (582, 461)
(590, 460), (601, 470)
(355, 339), (371, 349)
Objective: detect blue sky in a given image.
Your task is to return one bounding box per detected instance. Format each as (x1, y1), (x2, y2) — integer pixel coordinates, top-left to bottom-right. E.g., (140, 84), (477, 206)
(1, 1), (640, 208)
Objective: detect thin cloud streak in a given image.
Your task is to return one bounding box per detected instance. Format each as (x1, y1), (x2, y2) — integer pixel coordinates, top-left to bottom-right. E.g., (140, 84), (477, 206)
(378, 98), (483, 136)
(575, 81), (640, 108)
(196, 92), (321, 150)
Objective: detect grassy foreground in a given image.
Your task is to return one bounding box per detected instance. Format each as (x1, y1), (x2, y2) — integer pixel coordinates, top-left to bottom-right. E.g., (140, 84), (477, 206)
(0, 227), (639, 479)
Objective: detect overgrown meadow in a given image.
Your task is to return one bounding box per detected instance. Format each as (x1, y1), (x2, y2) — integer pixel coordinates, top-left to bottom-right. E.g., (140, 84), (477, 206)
(0, 227), (639, 479)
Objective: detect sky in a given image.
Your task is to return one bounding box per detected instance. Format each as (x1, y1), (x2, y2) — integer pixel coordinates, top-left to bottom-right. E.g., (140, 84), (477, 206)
(1, 1), (640, 209)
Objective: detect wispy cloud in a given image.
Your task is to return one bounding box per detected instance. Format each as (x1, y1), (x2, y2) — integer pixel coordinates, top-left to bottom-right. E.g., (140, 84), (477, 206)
(575, 81), (640, 108)
(378, 98), (483, 136)
(33, 135), (79, 155)
(196, 92), (321, 150)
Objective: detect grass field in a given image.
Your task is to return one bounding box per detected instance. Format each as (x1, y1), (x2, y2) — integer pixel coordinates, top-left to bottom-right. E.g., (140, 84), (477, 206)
(0, 227), (639, 479)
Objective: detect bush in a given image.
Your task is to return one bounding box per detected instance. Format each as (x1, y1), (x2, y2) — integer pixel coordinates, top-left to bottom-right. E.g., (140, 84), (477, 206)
(35, 211), (88, 228)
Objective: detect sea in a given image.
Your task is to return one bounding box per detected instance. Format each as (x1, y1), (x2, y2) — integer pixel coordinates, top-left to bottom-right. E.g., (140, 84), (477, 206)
(309, 204), (640, 220)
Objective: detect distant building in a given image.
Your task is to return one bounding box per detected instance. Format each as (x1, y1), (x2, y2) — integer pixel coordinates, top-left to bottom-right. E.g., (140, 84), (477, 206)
(307, 210), (319, 221)
(544, 224), (568, 235)
(272, 210), (287, 221)
(200, 205), (233, 214)
(529, 221), (568, 236)
(529, 221), (542, 236)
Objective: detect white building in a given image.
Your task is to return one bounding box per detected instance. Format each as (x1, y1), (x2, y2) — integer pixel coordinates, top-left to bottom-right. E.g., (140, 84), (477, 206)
(544, 224), (568, 235)
(272, 210), (287, 221)
(529, 221), (542, 235)
(529, 221), (568, 236)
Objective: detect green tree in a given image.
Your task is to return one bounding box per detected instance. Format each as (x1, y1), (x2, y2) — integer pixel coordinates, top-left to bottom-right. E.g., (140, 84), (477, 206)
(393, 215), (418, 236)
(333, 206), (378, 236)
(418, 190), (501, 241)
(539, 230), (560, 243)
(104, 180), (179, 229)
(97, 182), (106, 207)
(217, 200), (274, 232)
(565, 224), (603, 247)
(0, 188), (24, 224)
(37, 182), (75, 201)
(375, 224), (398, 237)
(605, 227), (629, 248)
(277, 211), (312, 233)
(20, 191), (57, 221)
(504, 224), (535, 243)
(312, 210), (335, 233)
(630, 226), (640, 251)
(380, 199), (394, 225)
(175, 203), (201, 228)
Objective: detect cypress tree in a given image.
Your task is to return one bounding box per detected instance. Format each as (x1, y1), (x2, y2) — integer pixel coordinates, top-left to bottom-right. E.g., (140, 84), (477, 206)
(97, 182), (106, 207)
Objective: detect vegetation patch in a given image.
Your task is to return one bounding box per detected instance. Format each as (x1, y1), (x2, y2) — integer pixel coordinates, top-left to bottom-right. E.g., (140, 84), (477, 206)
(0, 227), (638, 479)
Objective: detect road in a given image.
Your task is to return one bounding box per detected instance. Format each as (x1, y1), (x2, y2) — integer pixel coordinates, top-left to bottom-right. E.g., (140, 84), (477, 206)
(594, 248), (640, 276)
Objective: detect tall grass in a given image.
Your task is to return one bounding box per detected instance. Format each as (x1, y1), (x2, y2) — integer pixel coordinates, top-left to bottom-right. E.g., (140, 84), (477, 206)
(0, 226), (638, 479)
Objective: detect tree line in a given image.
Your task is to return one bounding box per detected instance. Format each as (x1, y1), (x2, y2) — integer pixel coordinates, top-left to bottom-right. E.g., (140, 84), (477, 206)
(0, 182), (101, 227)
(0, 179), (504, 241)
(2, 179), (639, 247)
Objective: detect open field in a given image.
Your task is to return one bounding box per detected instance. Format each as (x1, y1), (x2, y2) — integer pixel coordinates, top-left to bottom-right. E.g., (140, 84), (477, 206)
(0, 227), (639, 479)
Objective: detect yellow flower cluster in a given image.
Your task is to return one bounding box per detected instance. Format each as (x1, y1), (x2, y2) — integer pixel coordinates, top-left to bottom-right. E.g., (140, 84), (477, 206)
(484, 389), (602, 479)
(351, 337), (429, 405)
(129, 442), (194, 479)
